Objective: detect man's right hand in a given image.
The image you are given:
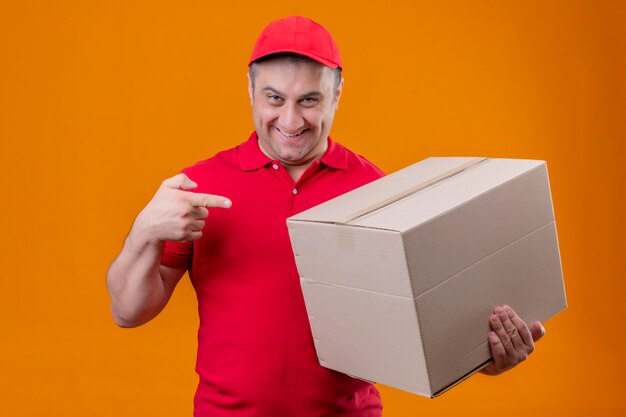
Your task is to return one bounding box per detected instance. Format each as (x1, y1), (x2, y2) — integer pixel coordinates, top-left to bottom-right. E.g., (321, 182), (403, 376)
(134, 173), (232, 243)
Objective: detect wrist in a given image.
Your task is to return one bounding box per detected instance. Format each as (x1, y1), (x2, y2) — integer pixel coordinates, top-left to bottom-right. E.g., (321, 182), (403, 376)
(128, 211), (164, 253)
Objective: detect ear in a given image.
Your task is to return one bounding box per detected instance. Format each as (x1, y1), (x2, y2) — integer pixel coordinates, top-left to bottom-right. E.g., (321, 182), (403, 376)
(247, 72), (253, 105)
(334, 77), (344, 110)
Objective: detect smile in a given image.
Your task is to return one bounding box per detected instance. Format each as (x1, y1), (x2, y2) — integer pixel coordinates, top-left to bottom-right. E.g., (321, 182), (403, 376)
(276, 127), (307, 138)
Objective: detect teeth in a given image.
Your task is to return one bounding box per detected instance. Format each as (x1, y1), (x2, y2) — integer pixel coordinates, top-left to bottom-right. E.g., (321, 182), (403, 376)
(278, 128), (305, 138)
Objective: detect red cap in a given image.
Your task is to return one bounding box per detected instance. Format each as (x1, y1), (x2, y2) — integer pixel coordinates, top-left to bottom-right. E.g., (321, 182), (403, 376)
(249, 16), (342, 69)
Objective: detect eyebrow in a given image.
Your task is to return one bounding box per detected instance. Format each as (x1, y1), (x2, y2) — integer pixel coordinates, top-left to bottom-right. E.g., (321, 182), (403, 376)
(262, 86), (325, 99)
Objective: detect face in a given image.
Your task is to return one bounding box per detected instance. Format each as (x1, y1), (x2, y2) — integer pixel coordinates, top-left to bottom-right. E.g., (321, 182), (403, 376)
(248, 57), (343, 168)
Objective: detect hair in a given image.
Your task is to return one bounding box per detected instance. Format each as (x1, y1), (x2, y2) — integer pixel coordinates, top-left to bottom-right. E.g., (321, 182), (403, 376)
(248, 52), (343, 93)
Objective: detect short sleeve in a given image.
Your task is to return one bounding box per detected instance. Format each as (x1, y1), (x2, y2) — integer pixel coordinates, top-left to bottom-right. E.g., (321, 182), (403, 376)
(160, 240), (193, 270)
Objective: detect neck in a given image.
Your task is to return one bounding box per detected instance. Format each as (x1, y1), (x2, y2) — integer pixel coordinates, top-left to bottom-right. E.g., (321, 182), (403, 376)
(285, 162), (312, 182)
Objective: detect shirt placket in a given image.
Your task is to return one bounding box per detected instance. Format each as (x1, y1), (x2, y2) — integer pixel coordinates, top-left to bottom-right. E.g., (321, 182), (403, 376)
(267, 160), (323, 216)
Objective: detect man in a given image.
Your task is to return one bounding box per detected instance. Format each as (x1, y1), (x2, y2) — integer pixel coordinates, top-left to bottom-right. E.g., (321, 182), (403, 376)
(107, 16), (545, 417)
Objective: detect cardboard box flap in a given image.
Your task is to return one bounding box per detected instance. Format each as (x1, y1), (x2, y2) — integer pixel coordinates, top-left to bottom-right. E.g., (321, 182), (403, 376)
(289, 157), (486, 225)
(352, 159), (547, 233)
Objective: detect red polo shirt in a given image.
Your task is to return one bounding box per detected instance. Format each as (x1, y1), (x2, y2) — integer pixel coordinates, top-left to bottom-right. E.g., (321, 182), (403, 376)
(161, 132), (385, 417)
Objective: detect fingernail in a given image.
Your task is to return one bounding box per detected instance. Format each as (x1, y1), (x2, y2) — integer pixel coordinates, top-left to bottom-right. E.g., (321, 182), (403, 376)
(223, 199), (232, 208)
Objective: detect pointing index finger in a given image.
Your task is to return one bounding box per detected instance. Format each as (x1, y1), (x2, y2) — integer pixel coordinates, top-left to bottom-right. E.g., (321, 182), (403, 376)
(188, 192), (232, 209)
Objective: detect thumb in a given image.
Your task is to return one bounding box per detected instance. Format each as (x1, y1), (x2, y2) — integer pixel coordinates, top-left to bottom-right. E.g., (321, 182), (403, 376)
(163, 173), (197, 190)
(530, 321), (545, 342)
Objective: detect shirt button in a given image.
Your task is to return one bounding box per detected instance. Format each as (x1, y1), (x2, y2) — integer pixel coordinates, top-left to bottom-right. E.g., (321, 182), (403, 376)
(272, 163), (279, 170)
(292, 188), (298, 195)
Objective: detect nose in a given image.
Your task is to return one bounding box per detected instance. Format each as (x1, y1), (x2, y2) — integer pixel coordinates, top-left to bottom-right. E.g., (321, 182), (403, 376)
(277, 103), (304, 133)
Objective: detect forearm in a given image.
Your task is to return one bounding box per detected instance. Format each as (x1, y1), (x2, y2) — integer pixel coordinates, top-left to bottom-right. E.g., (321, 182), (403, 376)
(106, 220), (167, 327)
(106, 173), (226, 327)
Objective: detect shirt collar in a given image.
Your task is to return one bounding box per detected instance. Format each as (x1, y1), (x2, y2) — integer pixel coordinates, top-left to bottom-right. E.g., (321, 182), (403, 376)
(238, 132), (272, 171)
(237, 131), (348, 171)
(319, 136), (348, 170)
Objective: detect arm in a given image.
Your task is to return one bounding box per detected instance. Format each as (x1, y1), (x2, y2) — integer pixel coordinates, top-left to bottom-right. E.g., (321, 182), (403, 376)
(106, 173), (232, 328)
(106, 227), (186, 328)
(479, 305), (545, 376)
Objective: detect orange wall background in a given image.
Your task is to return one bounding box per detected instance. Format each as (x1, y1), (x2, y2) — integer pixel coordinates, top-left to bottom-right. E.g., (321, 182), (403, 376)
(1, 1), (624, 415)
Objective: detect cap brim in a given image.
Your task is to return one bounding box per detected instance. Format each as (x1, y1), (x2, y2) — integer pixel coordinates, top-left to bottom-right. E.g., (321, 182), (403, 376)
(249, 49), (340, 69)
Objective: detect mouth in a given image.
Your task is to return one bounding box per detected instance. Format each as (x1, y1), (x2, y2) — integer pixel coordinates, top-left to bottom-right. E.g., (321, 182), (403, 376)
(276, 127), (308, 139)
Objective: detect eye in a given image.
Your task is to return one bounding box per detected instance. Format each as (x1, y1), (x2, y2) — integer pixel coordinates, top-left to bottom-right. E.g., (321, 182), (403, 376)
(267, 95), (283, 103)
(301, 97), (320, 106)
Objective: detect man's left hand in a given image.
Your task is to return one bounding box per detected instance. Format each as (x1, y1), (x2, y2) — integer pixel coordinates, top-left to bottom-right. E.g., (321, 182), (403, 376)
(479, 305), (545, 376)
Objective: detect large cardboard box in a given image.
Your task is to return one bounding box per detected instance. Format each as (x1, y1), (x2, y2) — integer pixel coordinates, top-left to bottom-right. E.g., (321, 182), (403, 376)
(287, 157), (567, 397)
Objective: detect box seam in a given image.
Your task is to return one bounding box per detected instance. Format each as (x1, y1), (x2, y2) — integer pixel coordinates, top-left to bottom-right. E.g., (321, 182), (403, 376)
(414, 219), (556, 299)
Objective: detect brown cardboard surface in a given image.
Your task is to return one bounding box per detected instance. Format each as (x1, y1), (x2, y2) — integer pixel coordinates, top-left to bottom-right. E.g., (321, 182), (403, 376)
(286, 157), (567, 397)
(301, 280), (429, 394)
(289, 157), (485, 225)
(415, 221), (564, 393)
(289, 223), (410, 296)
